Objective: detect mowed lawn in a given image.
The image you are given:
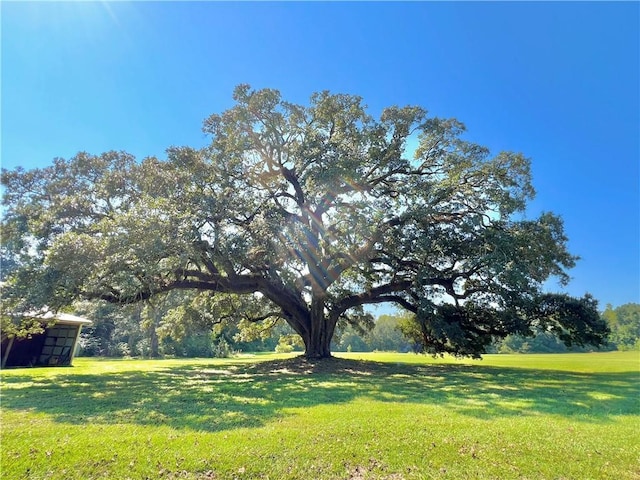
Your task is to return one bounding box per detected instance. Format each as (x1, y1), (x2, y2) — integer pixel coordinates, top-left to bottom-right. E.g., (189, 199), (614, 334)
(1, 352), (638, 480)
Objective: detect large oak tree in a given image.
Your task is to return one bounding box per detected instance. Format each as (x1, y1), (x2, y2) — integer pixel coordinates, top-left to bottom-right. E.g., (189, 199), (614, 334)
(1, 85), (608, 358)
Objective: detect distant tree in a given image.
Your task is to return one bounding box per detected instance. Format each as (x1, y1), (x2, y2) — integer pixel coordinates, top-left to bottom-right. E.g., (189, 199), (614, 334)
(74, 300), (147, 357)
(603, 303), (640, 350)
(76, 292), (296, 357)
(331, 322), (371, 352)
(1, 85), (609, 358)
(368, 314), (412, 352)
(496, 328), (571, 354)
(74, 301), (119, 356)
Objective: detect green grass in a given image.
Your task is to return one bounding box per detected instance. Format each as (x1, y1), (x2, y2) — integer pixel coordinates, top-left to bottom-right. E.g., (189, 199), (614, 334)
(1, 351), (638, 479)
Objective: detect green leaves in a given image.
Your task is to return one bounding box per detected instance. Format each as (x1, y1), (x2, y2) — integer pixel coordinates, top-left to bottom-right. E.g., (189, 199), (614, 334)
(401, 294), (608, 358)
(1, 84), (605, 357)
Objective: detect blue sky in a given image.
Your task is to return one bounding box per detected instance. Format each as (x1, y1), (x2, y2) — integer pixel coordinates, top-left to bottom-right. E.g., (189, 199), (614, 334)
(2, 1), (638, 308)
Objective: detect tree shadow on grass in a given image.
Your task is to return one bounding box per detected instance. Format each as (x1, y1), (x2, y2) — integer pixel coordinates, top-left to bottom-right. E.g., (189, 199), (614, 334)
(1, 356), (637, 433)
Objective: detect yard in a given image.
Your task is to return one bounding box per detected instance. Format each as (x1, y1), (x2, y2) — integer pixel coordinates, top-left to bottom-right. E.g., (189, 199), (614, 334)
(1, 351), (638, 479)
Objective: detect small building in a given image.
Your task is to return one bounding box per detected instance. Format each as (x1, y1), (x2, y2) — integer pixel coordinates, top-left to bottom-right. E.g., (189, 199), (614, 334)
(1, 313), (92, 368)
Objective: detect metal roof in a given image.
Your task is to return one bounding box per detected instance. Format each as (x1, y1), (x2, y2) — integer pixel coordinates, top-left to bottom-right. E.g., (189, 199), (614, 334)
(24, 311), (93, 325)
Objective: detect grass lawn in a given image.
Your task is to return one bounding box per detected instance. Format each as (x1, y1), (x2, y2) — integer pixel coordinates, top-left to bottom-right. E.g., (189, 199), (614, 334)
(1, 351), (638, 479)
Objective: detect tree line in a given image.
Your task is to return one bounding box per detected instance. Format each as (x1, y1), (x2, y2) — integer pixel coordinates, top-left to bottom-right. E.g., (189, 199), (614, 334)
(73, 293), (415, 358)
(75, 299), (638, 358)
(493, 303), (639, 353)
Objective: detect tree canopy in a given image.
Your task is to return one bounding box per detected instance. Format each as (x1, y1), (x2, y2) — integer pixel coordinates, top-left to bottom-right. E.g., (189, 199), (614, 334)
(1, 84), (609, 358)
(602, 303), (640, 350)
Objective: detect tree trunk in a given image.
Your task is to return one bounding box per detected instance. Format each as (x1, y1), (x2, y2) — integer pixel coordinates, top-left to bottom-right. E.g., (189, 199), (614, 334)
(302, 323), (333, 358)
(149, 322), (159, 358)
(146, 303), (161, 358)
(302, 294), (335, 359)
